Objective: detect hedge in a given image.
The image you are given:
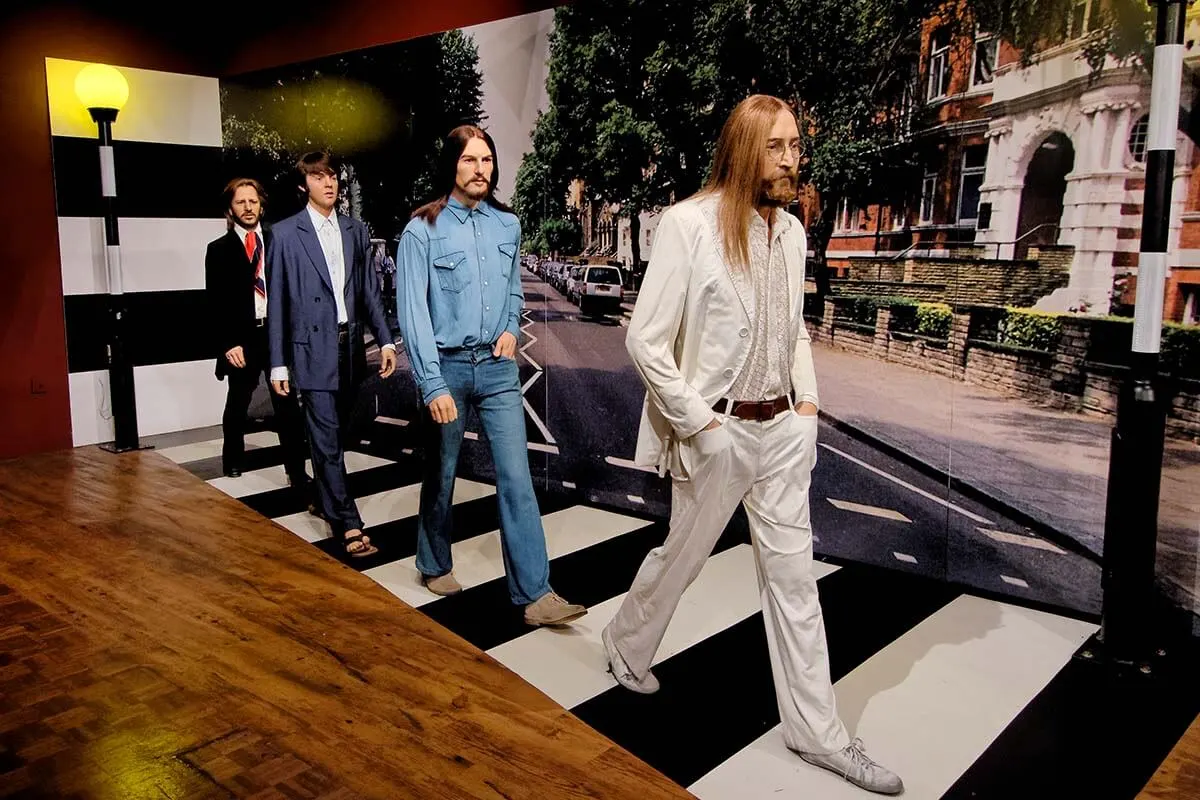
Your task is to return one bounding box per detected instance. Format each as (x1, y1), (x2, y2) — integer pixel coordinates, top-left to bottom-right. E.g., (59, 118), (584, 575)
(1001, 307), (1063, 351)
(915, 303), (952, 339)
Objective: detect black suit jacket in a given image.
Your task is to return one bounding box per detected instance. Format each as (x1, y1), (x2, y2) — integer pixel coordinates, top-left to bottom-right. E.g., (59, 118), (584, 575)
(204, 224), (273, 380)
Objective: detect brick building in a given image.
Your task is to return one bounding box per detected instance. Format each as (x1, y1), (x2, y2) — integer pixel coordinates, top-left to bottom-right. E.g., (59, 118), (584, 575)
(825, 1), (1200, 323)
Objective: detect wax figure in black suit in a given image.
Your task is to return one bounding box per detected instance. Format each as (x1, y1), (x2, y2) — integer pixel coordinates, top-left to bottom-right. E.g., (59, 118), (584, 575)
(204, 177), (314, 507)
(268, 152), (397, 557)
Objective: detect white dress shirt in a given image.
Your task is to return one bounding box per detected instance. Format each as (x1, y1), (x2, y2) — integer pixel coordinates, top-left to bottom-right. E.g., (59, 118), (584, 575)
(269, 205), (396, 385)
(233, 223), (268, 320)
(307, 204), (349, 325)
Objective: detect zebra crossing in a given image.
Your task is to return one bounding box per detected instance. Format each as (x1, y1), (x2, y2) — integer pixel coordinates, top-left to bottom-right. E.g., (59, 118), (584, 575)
(161, 428), (1112, 799)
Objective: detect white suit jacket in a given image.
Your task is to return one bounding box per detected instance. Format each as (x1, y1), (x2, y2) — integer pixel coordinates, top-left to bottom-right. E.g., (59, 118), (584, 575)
(627, 193), (819, 476)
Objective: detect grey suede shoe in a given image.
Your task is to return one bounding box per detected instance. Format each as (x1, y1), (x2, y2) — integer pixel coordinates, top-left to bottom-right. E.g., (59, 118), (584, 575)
(798, 738), (904, 795)
(601, 625), (660, 694)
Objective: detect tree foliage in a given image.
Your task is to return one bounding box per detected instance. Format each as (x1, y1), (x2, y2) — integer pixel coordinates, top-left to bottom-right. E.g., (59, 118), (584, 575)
(220, 30), (485, 240)
(521, 0), (1156, 276)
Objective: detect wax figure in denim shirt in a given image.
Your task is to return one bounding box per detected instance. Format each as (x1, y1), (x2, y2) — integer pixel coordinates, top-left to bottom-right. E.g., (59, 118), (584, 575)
(604, 96), (904, 795)
(397, 126), (586, 627)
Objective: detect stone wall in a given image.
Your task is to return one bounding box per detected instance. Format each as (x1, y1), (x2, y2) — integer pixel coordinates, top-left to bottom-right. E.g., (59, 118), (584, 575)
(812, 298), (1200, 441)
(964, 342), (1056, 398)
(833, 247), (1072, 308)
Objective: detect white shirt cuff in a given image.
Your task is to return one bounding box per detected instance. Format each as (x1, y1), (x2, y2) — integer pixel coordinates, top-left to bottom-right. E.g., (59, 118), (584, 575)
(269, 366), (289, 382)
(381, 343), (396, 352)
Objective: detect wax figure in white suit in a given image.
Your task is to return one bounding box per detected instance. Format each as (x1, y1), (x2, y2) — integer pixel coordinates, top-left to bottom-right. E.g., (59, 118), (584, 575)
(602, 95), (904, 796)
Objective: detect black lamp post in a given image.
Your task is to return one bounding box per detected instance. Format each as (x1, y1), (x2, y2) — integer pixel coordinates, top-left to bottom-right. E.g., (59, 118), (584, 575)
(75, 63), (144, 453)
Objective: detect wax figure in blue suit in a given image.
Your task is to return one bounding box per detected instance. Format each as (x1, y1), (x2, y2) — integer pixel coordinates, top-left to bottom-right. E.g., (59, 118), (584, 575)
(268, 151), (397, 557)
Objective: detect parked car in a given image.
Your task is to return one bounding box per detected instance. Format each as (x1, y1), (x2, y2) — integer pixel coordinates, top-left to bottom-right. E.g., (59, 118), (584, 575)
(577, 265), (624, 317)
(566, 266), (585, 304)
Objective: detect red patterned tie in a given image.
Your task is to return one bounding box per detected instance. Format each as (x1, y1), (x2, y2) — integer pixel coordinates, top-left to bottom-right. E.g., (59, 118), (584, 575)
(246, 231), (265, 300)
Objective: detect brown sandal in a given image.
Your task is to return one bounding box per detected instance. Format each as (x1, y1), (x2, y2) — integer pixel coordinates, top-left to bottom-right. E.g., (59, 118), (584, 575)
(343, 533), (378, 558)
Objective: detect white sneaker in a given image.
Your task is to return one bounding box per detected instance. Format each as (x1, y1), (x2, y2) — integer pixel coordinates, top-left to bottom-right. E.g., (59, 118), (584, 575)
(601, 625), (659, 694)
(798, 738), (904, 795)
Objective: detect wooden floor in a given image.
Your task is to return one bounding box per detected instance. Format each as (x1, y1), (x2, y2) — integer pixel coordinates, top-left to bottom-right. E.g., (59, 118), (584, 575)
(0, 447), (693, 799)
(1138, 712), (1200, 799)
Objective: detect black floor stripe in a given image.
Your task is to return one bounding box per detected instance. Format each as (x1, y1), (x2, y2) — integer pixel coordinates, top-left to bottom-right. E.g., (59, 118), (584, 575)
(569, 562), (960, 788)
(942, 633), (1200, 800)
(182, 445), (286, 481)
(419, 512), (749, 653)
(310, 489), (580, 573)
(242, 461), (428, 519)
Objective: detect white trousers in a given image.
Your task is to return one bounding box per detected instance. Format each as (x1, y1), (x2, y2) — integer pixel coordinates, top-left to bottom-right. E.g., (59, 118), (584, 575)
(608, 408), (850, 755)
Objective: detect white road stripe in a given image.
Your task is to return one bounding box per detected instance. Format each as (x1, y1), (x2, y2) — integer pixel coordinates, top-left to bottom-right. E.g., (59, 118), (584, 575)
(156, 432), (278, 465)
(818, 442), (993, 525)
(978, 528), (1067, 554)
(207, 452), (393, 499)
(605, 455), (658, 474)
(273, 479), (495, 543)
(365, 506), (648, 607)
(690, 597), (1095, 799)
(893, 552), (918, 564)
(376, 416), (409, 427)
(827, 498), (912, 523)
(489, 546), (839, 709)
(1001, 575), (1030, 588)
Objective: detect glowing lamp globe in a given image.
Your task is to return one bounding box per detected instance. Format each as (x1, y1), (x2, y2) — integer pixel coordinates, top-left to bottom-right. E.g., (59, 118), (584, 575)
(74, 64), (129, 115)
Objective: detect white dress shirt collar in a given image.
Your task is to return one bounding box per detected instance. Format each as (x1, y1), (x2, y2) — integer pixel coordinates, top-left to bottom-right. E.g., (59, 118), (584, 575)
(307, 203), (338, 231)
(233, 222), (263, 245)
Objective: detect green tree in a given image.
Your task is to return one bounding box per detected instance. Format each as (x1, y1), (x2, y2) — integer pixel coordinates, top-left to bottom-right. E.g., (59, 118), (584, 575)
(220, 30), (485, 240)
(541, 0), (746, 269)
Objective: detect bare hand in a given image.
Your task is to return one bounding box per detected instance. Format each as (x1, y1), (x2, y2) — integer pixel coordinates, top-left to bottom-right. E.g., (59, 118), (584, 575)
(428, 394), (458, 424)
(271, 379), (290, 397)
(795, 401), (818, 416)
(225, 346), (246, 369)
(702, 417), (721, 431)
(492, 331), (518, 359)
(380, 348), (397, 378)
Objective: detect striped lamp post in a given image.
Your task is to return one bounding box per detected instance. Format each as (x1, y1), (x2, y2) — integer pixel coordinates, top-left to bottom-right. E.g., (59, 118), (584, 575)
(1099, 0), (1188, 668)
(74, 64), (143, 453)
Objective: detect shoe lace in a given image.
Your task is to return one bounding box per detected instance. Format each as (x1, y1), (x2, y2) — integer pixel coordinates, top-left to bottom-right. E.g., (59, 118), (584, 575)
(843, 739), (877, 774)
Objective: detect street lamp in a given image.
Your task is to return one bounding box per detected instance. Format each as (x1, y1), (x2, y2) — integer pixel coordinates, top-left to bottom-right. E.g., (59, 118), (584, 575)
(74, 64), (144, 453)
(1098, 0), (1189, 670)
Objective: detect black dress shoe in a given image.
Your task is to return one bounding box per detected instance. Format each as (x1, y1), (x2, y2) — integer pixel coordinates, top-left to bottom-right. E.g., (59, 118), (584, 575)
(224, 467), (242, 478)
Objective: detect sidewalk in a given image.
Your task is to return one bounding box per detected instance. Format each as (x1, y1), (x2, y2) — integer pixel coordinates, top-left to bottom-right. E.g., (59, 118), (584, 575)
(812, 344), (1199, 614)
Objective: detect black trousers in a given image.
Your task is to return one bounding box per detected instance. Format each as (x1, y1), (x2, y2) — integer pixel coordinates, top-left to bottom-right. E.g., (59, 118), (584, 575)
(222, 324), (309, 481)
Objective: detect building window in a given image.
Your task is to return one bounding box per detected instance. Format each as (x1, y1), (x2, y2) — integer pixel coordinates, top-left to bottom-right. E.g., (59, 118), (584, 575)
(1128, 115), (1150, 162)
(891, 206), (907, 231)
(1067, 0), (1097, 40)
(957, 145), (988, 225)
(927, 28), (952, 100)
(920, 172), (938, 224)
(972, 29), (998, 86)
(834, 198), (852, 232)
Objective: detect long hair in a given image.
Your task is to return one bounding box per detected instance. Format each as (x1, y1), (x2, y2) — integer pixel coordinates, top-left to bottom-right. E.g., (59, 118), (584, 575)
(223, 177), (266, 230)
(412, 125), (513, 224)
(698, 94), (798, 270)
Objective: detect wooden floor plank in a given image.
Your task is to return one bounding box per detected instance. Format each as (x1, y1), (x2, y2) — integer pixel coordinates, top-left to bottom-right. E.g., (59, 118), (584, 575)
(0, 447), (694, 799)
(1138, 712), (1200, 800)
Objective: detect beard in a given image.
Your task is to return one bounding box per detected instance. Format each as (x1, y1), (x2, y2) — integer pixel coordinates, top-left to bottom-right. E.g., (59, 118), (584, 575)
(759, 170), (799, 207)
(462, 179), (490, 201)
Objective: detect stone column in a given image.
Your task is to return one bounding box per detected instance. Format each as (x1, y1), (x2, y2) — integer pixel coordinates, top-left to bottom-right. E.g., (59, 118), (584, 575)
(948, 308), (972, 378)
(1050, 316), (1091, 409)
(874, 306), (892, 358)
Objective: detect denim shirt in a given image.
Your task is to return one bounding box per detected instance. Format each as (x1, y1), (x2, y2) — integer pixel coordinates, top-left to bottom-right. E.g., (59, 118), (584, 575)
(397, 197), (523, 403)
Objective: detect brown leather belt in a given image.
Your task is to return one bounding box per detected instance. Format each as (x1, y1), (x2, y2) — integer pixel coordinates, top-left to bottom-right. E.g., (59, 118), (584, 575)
(713, 396), (790, 422)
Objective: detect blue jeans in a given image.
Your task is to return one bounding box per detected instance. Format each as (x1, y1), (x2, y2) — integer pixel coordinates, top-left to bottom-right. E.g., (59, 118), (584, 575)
(416, 346), (552, 605)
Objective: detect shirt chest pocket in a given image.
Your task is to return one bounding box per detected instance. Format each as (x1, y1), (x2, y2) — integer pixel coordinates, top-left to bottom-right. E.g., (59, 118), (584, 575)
(497, 242), (516, 278)
(433, 250), (467, 293)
